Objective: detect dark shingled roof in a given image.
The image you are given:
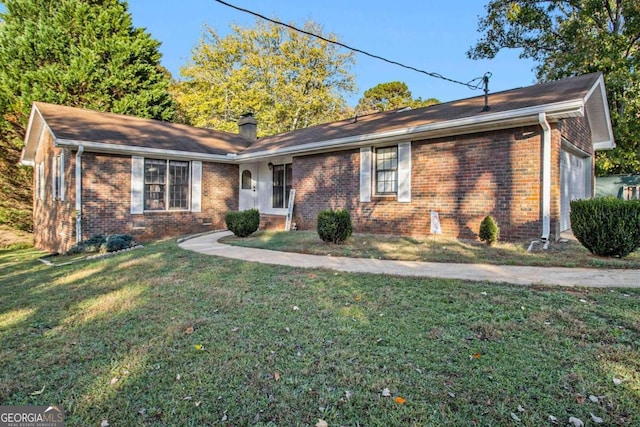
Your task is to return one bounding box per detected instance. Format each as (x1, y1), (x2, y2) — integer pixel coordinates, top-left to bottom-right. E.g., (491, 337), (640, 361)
(34, 102), (252, 155)
(27, 73), (605, 161)
(245, 73), (603, 154)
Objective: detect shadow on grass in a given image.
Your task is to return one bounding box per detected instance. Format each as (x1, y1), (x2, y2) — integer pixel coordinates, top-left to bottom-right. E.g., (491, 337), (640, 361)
(1, 240), (639, 426)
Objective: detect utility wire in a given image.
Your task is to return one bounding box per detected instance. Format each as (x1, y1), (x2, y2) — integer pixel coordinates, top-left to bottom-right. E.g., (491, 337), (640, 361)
(213, 0), (488, 90)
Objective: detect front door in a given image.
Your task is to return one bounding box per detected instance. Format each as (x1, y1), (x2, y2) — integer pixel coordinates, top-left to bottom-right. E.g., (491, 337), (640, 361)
(239, 165), (257, 210)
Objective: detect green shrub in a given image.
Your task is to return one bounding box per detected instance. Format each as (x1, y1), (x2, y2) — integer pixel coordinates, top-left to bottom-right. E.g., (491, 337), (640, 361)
(101, 234), (137, 253)
(67, 233), (137, 255)
(225, 209), (260, 237)
(570, 197), (640, 257)
(317, 209), (353, 244)
(479, 215), (499, 245)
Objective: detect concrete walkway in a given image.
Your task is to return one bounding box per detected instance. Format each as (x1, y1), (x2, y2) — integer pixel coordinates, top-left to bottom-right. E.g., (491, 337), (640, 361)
(179, 231), (640, 288)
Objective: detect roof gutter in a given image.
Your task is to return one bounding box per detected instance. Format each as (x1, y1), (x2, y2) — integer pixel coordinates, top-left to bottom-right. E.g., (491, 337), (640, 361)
(56, 138), (239, 163)
(539, 113), (552, 241)
(235, 99), (585, 161)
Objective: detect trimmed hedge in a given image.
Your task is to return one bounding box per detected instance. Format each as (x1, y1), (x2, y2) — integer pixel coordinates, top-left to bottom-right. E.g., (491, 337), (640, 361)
(317, 209), (352, 244)
(225, 209), (260, 237)
(479, 215), (499, 246)
(67, 234), (137, 255)
(570, 197), (640, 257)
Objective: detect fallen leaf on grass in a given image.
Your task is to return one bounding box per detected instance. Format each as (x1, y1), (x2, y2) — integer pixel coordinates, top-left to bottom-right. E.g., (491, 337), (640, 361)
(176, 374), (181, 381)
(100, 420), (109, 427)
(613, 377), (623, 385)
(110, 377), (118, 385)
(517, 404), (525, 412)
(293, 306), (300, 311)
(185, 326), (194, 334)
(381, 388), (391, 397)
(588, 395), (599, 403)
(231, 327), (240, 333)
(194, 344), (204, 351)
(576, 394), (585, 404)
(568, 416), (584, 427)
(590, 413), (603, 424)
(548, 415), (558, 424)
(29, 385), (45, 395)
(510, 412), (521, 422)
(274, 372), (280, 381)
(471, 353), (482, 359)
(394, 396), (406, 404)
(315, 420), (328, 427)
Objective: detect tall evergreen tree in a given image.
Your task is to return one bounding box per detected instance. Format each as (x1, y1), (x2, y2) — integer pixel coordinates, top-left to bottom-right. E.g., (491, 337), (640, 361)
(0, 0), (175, 230)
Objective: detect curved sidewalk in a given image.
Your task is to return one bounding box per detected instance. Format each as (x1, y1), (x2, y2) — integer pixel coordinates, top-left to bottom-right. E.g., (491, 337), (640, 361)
(179, 231), (640, 288)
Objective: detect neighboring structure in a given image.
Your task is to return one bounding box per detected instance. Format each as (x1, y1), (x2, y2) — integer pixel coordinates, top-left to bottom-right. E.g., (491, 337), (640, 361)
(596, 175), (640, 200)
(21, 73), (615, 253)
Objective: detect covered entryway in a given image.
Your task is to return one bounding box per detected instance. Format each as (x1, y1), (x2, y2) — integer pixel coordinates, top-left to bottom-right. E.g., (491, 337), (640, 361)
(239, 164), (258, 210)
(560, 146), (592, 231)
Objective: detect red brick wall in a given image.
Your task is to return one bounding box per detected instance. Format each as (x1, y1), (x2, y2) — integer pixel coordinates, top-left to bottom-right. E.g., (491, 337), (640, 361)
(292, 125), (571, 241)
(32, 147), (238, 252)
(32, 132), (76, 253)
(81, 154), (238, 243)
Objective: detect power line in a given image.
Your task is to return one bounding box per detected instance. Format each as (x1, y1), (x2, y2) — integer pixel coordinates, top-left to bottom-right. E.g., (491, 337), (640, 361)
(213, 0), (488, 91)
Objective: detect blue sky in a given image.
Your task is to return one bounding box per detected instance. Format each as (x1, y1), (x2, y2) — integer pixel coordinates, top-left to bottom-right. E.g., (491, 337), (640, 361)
(127, 0), (538, 106)
(0, 1), (539, 106)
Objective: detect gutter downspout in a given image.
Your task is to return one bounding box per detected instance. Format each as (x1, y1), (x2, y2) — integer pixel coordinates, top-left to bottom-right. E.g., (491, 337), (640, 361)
(75, 145), (84, 243)
(538, 113), (551, 242)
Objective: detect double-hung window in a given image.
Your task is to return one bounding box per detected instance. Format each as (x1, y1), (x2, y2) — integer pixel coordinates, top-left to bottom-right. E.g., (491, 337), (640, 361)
(272, 163), (292, 208)
(144, 159), (190, 210)
(375, 146), (398, 195)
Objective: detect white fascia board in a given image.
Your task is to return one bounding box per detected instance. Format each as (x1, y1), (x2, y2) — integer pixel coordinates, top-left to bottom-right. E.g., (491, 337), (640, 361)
(56, 138), (237, 162)
(584, 74), (616, 150)
(594, 140), (616, 150)
(20, 104), (53, 165)
(236, 99), (585, 161)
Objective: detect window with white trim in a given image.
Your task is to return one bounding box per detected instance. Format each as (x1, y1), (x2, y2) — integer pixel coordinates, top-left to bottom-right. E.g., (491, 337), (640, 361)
(375, 146), (398, 195)
(623, 185), (640, 200)
(144, 159), (190, 210)
(38, 162), (45, 200)
(272, 163), (292, 209)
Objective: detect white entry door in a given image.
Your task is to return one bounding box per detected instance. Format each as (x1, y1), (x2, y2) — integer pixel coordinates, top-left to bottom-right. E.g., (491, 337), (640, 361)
(239, 165), (258, 210)
(560, 149), (591, 231)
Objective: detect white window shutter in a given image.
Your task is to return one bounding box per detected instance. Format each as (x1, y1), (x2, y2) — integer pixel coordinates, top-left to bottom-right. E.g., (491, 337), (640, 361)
(191, 161), (202, 212)
(360, 147), (372, 202)
(397, 142), (412, 202)
(59, 152), (65, 201)
(51, 156), (57, 200)
(131, 156), (144, 214)
(39, 162), (45, 200)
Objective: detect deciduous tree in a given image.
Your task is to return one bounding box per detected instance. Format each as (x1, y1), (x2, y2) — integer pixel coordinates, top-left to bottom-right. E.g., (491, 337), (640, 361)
(468, 0), (640, 175)
(0, 0), (175, 230)
(356, 81), (439, 113)
(172, 20), (356, 136)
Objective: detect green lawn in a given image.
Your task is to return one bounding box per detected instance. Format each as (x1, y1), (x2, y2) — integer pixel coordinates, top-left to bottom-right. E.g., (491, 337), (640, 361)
(221, 230), (640, 269)
(1, 240), (639, 426)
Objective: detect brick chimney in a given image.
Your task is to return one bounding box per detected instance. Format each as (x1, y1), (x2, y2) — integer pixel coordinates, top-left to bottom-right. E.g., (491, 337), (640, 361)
(238, 112), (257, 141)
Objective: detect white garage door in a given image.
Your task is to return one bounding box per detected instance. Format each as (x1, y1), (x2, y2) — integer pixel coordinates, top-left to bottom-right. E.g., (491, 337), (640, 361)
(560, 149), (591, 231)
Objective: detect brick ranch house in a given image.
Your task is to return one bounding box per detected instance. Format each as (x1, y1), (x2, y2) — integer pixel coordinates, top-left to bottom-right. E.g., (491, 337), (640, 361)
(21, 73), (614, 253)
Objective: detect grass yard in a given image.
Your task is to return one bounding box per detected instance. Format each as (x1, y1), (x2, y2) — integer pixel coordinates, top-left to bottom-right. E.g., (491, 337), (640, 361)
(221, 230), (640, 269)
(1, 239), (639, 426)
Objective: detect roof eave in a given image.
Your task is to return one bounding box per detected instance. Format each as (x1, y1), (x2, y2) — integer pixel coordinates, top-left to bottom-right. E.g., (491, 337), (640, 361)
(56, 139), (239, 163)
(584, 74), (616, 151)
(20, 103), (51, 165)
(237, 100), (586, 161)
